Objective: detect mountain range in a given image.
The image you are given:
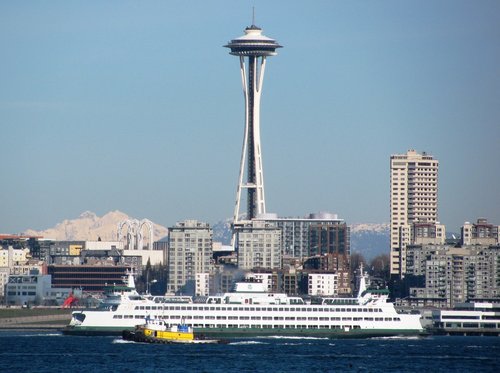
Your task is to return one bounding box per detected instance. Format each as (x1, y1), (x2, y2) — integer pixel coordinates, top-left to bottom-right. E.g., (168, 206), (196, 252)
(23, 211), (389, 259)
(23, 210), (169, 242)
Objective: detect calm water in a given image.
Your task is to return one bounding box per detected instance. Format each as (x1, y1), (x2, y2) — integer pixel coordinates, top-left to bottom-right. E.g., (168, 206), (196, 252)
(0, 331), (499, 372)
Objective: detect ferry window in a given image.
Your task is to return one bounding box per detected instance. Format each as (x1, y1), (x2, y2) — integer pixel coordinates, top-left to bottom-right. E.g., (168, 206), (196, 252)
(369, 309), (373, 312)
(289, 308), (295, 312)
(346, 308), (351, 312)
(278, 308), (283, 312)
(308, 317), (318, 321)
(216, 307), (221, 311)
(267, 307), (273, 311)
(145, 306), (151, 310)
(332, 317), (340, 321)
(134, 315), (143, 319)
(375, 317), (383, 321)
(240, 316), (249, 320)
(204, 307), (209, 310)
(187, 307), (192, 310)
(169, 306), (174, 310)
(244, 307), (250, 311)
(335, 308), (341, 312)
(250, 307), (255, 311)
(342, 317), (352, 321)
(285, 317), (295, 320)
(384, 318), (392, 321)
(394, 317), (401, 321)
(251, 316), (261, 320)
(274, 317), (284, 320)
(217, 316), (226, 320)
(312, 308), (318, 312)
(221, 307), (226, 311)
(364, 317), (374, 321)
(307, 308), (312, 312)
(340, 308), (345, 312)
(134, 306), (139, 310)
(175, 306), (180, 310)
(181, 307), (186, 310)
(319, 317), (328, 321)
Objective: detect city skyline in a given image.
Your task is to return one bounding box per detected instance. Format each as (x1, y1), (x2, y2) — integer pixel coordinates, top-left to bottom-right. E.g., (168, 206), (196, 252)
(1, 1), (499, 233)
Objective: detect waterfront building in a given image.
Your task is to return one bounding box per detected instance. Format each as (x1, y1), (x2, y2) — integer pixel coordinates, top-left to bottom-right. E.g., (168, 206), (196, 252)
(303, 254), (351, 295)
(225, 22), (282, 234)
(308, 273), (338, 296)
(166, 220), (213, 295)
(195, 273), (211, 296)
(234, 220), (281, 270)
(5, 270), (72, 306)
(461, 218), (500, 246)
(390, 150), (439, 277)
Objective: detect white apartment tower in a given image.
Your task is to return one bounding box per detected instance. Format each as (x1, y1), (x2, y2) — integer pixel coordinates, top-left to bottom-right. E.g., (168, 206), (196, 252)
(390, 150), (439, 276)
(167, 220), (213, 295)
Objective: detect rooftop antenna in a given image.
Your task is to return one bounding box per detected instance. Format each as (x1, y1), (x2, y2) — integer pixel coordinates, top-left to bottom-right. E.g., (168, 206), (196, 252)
(252, 6), (255, 26)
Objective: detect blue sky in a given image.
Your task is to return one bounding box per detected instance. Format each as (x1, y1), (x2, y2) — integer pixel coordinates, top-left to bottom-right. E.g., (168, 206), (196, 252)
(1, 1), (499, 233)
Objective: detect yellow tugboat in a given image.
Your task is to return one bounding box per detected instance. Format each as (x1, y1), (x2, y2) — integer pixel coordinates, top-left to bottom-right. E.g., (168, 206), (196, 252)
(122, 318), (225, 344)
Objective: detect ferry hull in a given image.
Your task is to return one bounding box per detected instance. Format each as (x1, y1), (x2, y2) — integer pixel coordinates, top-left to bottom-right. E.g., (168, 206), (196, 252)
(62, 325), (425, 338)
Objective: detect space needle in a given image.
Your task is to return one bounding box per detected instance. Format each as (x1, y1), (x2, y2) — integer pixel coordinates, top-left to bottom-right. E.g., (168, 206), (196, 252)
(225, 21), (282, 229)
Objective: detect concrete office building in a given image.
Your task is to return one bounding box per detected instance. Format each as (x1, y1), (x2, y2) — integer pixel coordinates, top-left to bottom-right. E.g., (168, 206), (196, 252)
(390, 149), (439, 276)
(166, 220), (213, 295)
(235, 220), (281, 270)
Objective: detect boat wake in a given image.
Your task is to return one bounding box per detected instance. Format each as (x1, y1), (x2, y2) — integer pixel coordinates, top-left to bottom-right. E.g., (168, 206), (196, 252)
(259, 335), (329, 340)
(18, 332), (63, 338)
(229, 341), (268, 345)
(112, 338), (136, 344)
(370, 335), (422, 340)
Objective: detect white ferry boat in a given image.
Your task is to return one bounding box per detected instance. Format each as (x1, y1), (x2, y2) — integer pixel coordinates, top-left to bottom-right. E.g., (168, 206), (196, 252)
(63, 270), (424, 338)
(430, 302), (500, 336)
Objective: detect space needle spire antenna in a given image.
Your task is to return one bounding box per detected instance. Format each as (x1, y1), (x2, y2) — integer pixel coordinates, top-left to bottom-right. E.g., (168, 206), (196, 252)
(225, 19), (282, 241)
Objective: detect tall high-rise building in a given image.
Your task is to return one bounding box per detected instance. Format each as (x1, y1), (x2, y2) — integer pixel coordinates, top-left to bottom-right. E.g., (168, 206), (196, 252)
(390, 149), (439, 276)
(235, 220), (282, 270)
(225, 23), (282, 227)
(255, 212), (346, 259)
(166, 220), (213, 295)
